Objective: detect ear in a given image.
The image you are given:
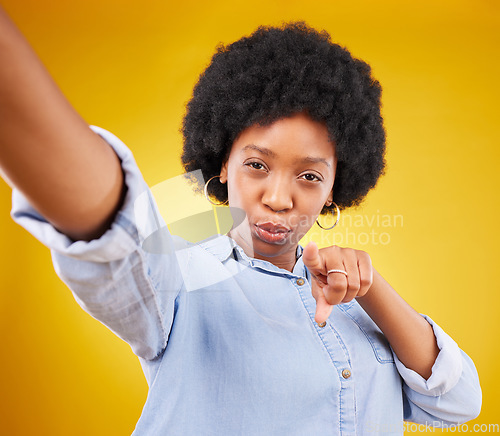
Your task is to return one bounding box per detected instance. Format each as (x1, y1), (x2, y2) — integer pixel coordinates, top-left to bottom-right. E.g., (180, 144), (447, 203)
(325, 190), (333, 207)
(219, 161), (228, 184)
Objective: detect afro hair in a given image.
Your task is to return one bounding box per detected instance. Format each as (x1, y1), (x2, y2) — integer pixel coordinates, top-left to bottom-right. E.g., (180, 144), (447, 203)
(181, 21), (386, 214)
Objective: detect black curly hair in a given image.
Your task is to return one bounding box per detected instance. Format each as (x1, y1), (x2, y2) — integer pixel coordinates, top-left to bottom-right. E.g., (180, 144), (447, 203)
(181, 21), (386, 214)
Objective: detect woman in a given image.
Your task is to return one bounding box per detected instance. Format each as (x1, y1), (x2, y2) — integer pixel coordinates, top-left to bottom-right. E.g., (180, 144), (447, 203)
(0, 6), (481, 435)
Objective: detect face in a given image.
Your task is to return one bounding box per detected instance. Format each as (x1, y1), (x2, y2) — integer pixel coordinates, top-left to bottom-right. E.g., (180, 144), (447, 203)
(219, 111), (337, 271)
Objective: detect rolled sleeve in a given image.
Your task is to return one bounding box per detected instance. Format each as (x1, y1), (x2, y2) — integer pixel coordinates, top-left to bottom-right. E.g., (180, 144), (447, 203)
(394, 314), (482, 425)
(393, 314), (462, 396)
(10, 125), (184, 360)
(11, 125), (148, 262)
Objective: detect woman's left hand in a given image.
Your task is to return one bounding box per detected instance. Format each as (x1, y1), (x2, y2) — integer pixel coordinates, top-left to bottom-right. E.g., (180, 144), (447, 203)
(302, 241), (374, 324)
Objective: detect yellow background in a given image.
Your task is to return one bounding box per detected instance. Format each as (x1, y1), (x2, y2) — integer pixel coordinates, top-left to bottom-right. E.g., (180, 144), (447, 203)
(0, 0), (498, 434)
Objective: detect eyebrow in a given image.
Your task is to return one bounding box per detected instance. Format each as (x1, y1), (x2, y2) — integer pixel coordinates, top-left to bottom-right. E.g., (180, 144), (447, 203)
(241, 144), (331, 168)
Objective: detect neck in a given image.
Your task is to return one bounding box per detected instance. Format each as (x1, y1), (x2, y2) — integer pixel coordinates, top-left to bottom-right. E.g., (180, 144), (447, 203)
(254, 251), (297, 272)
(226, 230), (298, 272)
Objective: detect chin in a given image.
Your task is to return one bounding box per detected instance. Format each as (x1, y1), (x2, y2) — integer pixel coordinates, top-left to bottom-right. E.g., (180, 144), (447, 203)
(251, 232), (292, 256)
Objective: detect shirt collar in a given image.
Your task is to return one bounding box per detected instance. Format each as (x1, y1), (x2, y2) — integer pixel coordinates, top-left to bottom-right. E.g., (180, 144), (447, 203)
(198, 234), (306, 278)
(197, 234), (239, 262)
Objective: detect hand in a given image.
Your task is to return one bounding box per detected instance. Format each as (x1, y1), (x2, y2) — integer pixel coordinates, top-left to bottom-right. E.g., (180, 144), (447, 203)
(302, 241), (374, 324)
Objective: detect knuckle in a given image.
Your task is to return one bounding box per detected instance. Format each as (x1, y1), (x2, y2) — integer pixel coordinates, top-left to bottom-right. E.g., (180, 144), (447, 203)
(330, 281), (346, 292)
(360, 250), (372, 262)
(342, 295), (355, 303)
(325, 295), (343, 306)
(357, 288), (369, 298)
(360, 276), (372, 288)
(348, 282), (361, 293)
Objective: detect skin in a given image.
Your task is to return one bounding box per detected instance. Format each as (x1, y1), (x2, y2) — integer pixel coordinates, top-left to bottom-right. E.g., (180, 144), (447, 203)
(220, 111), (440, 380)
(0, 6), (125, 242)
(220, 111), (336, 272)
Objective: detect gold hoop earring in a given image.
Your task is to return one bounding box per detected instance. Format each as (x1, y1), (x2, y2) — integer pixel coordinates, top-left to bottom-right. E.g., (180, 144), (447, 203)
(204, 175), (229, 206)
(316, 202), (340, 230)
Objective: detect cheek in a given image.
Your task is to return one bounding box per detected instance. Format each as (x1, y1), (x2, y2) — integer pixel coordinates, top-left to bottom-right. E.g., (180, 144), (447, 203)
(298, 188), (328, 209)
(296, 208), (318, 230)
(293, 194), (329, 228)
(227, 173), (255, 205)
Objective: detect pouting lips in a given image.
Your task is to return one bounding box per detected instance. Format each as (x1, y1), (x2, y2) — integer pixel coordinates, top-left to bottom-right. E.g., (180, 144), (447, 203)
(255, 222), (290, 233)
(254, 223), (291, 244)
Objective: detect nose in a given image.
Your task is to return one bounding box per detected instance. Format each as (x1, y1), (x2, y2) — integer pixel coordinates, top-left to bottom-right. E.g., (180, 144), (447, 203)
(261, 175), (293, 212)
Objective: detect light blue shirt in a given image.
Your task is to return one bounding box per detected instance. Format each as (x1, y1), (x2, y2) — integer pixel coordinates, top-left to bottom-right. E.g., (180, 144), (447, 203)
(11, 126), (481, 435)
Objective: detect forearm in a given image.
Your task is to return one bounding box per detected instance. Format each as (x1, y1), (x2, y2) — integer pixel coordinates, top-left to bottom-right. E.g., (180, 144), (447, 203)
(356, 268), (440, 379)
(0, 6), (125, 241)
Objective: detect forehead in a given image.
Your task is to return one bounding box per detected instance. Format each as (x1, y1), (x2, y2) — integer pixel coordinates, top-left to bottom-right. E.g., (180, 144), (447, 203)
(230, 112), (337, 161)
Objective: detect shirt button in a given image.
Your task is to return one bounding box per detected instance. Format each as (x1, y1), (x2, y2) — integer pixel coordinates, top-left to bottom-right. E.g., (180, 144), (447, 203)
(296, 278), (305, 286)
(317, 321), (326, 328)
(341, 369), (352, 379)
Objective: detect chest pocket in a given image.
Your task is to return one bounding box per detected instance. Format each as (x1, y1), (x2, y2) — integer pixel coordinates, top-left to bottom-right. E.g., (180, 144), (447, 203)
(339, 302), (395, 364)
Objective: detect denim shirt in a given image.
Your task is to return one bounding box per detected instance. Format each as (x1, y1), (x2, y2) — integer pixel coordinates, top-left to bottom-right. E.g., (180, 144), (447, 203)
(11, 126), (481, 435)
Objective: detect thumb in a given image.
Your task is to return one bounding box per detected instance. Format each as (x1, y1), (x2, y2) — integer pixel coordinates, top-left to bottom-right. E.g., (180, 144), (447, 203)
(302, 241), (323, 272)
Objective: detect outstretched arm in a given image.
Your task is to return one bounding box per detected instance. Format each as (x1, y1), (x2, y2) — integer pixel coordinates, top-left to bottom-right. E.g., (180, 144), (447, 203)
(0, 5), (125, 241)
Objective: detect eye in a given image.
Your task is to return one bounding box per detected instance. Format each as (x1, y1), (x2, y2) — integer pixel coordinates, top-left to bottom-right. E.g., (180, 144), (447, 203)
(300, 173), (321, 182)
(246, 161), (266, 171)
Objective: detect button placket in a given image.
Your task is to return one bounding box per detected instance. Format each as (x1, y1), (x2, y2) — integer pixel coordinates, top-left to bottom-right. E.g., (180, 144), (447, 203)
(295, 277), (328, 328)
(295, 280), (356, 434)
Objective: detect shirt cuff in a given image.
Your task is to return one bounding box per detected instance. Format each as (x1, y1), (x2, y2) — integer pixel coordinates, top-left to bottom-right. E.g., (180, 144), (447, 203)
(10, 125), (160, 263)
(392, 314), (463, 397)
